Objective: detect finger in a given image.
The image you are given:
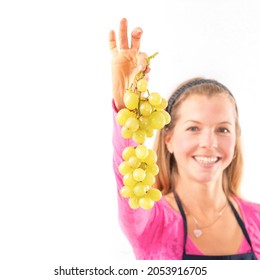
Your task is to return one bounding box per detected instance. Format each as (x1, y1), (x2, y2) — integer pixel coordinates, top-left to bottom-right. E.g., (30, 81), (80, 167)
(138, 65), (151, 75)
(119, 18), (129, 49)
(131, 27), (143, 50)
(144, 66), (151, 75)
(108, 30), (118, 55)
(137, 52), (149, 69)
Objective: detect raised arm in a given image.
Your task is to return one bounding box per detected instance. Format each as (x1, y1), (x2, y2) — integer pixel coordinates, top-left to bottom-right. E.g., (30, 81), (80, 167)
(109, 19), (153, 243)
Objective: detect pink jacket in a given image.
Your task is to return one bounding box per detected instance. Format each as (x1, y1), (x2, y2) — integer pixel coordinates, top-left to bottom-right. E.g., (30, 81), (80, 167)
(112, 101), (260, 259)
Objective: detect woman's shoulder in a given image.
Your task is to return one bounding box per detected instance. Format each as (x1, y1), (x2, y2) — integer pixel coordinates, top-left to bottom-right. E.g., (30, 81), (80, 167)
(236, 196), (260, 210)
(234, 195), (260, 222)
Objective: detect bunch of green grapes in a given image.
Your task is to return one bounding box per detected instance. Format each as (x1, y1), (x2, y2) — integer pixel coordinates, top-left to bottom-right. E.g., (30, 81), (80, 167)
(116, 52), (171, 210)
(118, 145), (161, 209)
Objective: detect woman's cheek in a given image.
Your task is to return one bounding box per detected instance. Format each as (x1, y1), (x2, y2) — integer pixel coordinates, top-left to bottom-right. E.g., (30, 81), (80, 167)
(173, 135), (195, 155)
(220, 136), (236, 159)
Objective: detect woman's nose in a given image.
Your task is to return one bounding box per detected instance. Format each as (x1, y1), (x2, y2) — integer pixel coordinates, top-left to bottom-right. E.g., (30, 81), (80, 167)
(199, 131), (218, 148)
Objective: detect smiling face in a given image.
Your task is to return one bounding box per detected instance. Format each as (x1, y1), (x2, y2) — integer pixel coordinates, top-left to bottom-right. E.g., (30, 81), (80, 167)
(165, 94), (237, 185)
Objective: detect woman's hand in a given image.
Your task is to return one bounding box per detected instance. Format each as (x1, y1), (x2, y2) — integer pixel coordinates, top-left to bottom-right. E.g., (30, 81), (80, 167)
(109, 18), (149, 110)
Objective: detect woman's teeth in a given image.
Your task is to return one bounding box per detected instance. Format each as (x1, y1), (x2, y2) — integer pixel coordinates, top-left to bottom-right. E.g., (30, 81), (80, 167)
(194, 156), (219, 164)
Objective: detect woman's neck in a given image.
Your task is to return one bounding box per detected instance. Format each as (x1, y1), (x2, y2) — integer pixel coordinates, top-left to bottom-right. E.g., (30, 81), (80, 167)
(175, 177), (227, 216)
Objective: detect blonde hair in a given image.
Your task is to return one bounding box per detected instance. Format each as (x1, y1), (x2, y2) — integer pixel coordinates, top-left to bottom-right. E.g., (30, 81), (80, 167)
(153, 77), (243, 196)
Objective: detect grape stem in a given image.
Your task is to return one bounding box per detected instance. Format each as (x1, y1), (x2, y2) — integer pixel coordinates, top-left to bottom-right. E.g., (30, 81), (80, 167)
(146, 52), (159, 65)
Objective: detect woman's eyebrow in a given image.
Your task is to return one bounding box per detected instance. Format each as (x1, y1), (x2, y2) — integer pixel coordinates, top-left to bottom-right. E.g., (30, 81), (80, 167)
(183, 120), (234, 125)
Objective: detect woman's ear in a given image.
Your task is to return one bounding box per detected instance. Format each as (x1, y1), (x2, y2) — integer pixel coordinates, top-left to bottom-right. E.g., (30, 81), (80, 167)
(165, 134), (173, 154)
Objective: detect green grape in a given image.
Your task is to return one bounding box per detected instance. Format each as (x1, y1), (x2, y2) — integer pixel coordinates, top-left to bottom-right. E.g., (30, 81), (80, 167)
(124, 116), (139, 132)
(118, 161), (132, 175)
(148, 92), (162, 107)
(149, 111), (166, 130)
(133, 168), (146, 182)
(135, 145), (149, 160)
(139, 197), (154, 210)
(121, 126), (133, 139)
(138, 116), (150, 130)
(142, 172), (155, 186)
(132, 129), (146, 144)
(161, 110), (171, 125)
(139, 100), (153, 116)
(116, 108), (133, 126)
(137, 78), (148, 92)
(122, 146), (136, 161)
(123, 173), (137, 187)
(128, 196), (140, 209)
(145, 127), (154, 138)
(145, 149), (157, 165)
(120, 186), (134, 198)
(124, 92), (139, 110)
(128, 155), (141, 169)
(146, 188), (162, 201)
(133, 182), (148, 197)
(155, 97), (168, 110)
(146, 163), (159, 176)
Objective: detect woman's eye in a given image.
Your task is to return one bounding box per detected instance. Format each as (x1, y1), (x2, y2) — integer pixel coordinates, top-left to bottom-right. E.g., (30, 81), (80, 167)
(188, 126), (199, 132)
(218, 127), (229, 133)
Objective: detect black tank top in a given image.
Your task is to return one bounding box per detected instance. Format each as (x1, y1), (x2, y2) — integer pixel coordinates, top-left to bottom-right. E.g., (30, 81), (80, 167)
(174, 193), (257, 260)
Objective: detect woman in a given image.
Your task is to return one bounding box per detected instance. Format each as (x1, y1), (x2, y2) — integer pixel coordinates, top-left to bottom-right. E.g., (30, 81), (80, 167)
(109, 18), (260, 260)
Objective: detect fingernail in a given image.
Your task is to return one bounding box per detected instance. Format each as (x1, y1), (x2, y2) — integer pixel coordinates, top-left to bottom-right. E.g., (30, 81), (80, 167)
(135, 28), (142, 35)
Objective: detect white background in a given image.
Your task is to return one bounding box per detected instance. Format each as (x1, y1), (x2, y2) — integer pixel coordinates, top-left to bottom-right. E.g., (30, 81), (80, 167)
(1, 0), (260, 279)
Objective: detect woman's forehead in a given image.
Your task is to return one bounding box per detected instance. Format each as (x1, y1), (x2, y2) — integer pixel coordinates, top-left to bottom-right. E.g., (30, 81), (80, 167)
(177, 94), (236, 122)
